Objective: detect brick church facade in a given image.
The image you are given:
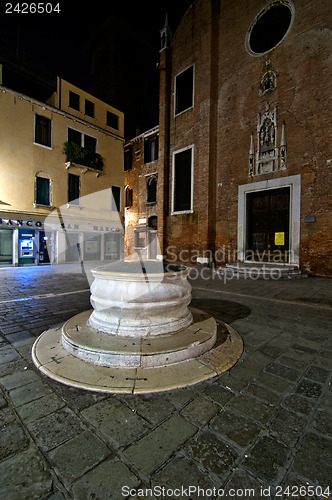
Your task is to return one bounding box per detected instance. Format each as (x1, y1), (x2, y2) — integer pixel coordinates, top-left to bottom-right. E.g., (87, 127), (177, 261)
(125, 0), (332, 276)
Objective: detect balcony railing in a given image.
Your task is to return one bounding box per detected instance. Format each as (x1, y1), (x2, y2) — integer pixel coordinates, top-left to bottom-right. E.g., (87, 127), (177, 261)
(63, 142), (104, 171)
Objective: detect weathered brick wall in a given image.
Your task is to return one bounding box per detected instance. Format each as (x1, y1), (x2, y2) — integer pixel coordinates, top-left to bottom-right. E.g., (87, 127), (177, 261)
(164, 0), (218, 264)
(124, 130), (161, 259)
(161, 0), (332, 275)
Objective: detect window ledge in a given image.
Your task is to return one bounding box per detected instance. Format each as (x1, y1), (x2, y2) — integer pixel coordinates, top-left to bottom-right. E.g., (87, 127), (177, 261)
(65, 161), (102, 177)
(66, 203), (83, 210)
(144, 159), (158, 165)
(175, 106), (193, 118)
(33, 203), (53, 209)
(171, 210), (194, 215)
(33, 142), (52, 150)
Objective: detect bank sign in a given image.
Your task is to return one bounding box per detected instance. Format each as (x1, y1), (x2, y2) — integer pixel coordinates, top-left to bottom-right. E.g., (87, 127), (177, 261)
(0, 218), (43, 227)
(0, 218), (122, 234)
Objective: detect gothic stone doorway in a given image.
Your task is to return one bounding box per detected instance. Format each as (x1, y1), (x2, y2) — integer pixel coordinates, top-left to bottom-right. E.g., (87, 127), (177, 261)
(246, 187), (290, 261)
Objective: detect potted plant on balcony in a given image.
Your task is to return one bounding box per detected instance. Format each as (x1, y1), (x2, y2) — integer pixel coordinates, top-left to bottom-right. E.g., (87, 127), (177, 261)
(63, 142), (104, 171)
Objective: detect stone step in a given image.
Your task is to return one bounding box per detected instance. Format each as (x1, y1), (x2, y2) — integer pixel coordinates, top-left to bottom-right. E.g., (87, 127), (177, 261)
(216, 262), (308, 279)
(61, 308), (217, 368)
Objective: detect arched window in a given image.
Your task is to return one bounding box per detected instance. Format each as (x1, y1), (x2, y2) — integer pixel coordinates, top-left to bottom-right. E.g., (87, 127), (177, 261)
(148, 216), (157, 230)
(34, 171), (51, 207)
(146, 175), (157, 204)
(125, 185), (133, 208)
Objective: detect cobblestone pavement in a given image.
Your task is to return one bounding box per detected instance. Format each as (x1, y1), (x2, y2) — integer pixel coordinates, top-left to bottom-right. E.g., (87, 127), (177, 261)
(0, 264), (331, 500)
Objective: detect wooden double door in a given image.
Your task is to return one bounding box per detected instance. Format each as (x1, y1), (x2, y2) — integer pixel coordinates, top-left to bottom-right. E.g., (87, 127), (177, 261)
(246, 187), (290, 261)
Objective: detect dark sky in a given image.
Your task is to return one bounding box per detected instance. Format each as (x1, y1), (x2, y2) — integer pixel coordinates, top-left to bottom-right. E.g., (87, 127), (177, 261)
(0, 1), (192, 88)
(0, 1), (193, 136)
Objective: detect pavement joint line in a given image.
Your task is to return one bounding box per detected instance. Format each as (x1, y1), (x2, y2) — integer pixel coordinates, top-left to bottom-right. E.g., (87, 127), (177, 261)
(193, 286), (332, 311)
(1, 284), (330, 312)
(0, 288), (90, 305)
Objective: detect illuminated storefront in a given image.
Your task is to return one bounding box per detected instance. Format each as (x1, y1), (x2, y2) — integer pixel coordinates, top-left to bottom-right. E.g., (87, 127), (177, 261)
(0, 214), (123, 267)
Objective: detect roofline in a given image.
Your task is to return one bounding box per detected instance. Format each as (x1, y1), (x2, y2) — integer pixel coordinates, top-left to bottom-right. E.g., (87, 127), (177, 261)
(172, 1), (196, 43)
(125, 125), (159, 146)
(0, 84), (125, 142)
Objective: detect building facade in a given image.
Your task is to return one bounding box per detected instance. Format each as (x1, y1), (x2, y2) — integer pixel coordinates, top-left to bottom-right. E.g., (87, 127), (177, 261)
(126, 0), (332, 276)
(0, 75), (124, 266)
(124, 126), (161, 261)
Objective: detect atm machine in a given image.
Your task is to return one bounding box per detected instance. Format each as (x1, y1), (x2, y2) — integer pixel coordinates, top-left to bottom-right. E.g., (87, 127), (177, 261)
(18, 229), (35, 265)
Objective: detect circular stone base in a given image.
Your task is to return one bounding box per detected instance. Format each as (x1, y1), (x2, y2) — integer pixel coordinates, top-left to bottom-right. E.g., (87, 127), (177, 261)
(31, 308), (243, 394)
(62, 309), (217, 368)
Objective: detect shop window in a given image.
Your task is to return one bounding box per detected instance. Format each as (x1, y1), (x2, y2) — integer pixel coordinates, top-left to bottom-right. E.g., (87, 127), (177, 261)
(246, 1), (294, 56)
(84, 234), (100, 261)
(85, 99), (95, 118)
(35, 172), (51, 206)
(124, 146), (132, 171)
(65, 232), (80, 262)
(69, 90), (80, 111)
(125, 186), (133, 208)
(146, 176), (157, 204)
(172, 146), (194, 214)
(144, 135), (158, 163)
(107, 111), (119, 130)
(68, 173), (80, 205)
(135, 229), (146, 248)
(34, 114), (51, 147)
(112, 186), (121, 212)
(175, 65), (194, 115)
(0, 229), (13, 265)
(105, 234), (120, 260)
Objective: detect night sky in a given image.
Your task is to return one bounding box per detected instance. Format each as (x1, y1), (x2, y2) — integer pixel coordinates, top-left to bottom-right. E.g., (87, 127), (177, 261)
(0, 1), (192, 135)
(1, 2), (187, 81)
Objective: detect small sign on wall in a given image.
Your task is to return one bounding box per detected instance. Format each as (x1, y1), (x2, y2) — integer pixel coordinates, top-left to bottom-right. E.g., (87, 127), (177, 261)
(304, 215), (316, 223)
(275, 232), (285, 246)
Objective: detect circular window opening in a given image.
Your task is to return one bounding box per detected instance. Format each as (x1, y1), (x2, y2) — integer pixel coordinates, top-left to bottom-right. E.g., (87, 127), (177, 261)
(247, 2), (294, 56)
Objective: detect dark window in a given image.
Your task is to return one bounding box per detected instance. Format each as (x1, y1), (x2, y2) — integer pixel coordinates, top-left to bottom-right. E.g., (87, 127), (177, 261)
(36, 176), (50, 206)
(68, 173), (80, 205)
(147, 176), (157, 204)
(125, 187), (133, 208)
(175, 65), (194, 115)
(69, 90), (80, 111)
(84, 134), (97, 153)
(112, 186), (121, 212)
(107, 111), (119, 130)
(124, 147), (132, 171)
(85, 99), (95, 118)
(68, 128), (96, 152)
(173, 148), (193, 213)
(68, 127), (82, 146)
(249, 4), (292, 55)
(148, 216), (157, 230)
(35, 114), (51, 147)
(135, 230), (146, 248)
(144, 135), (158, 163)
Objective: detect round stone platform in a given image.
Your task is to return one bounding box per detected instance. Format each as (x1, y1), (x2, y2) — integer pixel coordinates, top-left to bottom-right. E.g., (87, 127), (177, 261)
(62, 309), (217, 368)
(32, 307), (243, 394)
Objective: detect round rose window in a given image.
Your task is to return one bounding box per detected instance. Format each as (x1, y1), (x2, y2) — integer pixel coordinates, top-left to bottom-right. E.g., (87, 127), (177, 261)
(246, 1), (294, 56)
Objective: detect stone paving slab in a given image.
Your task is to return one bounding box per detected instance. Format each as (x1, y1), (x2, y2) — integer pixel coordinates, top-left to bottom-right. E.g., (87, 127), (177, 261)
(0, 265), (331, 499)
(82, 397), (151, 448)
(123, 415), (198, 476)
(0, 445), (53, 500)
(48, 430), (112, 488)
